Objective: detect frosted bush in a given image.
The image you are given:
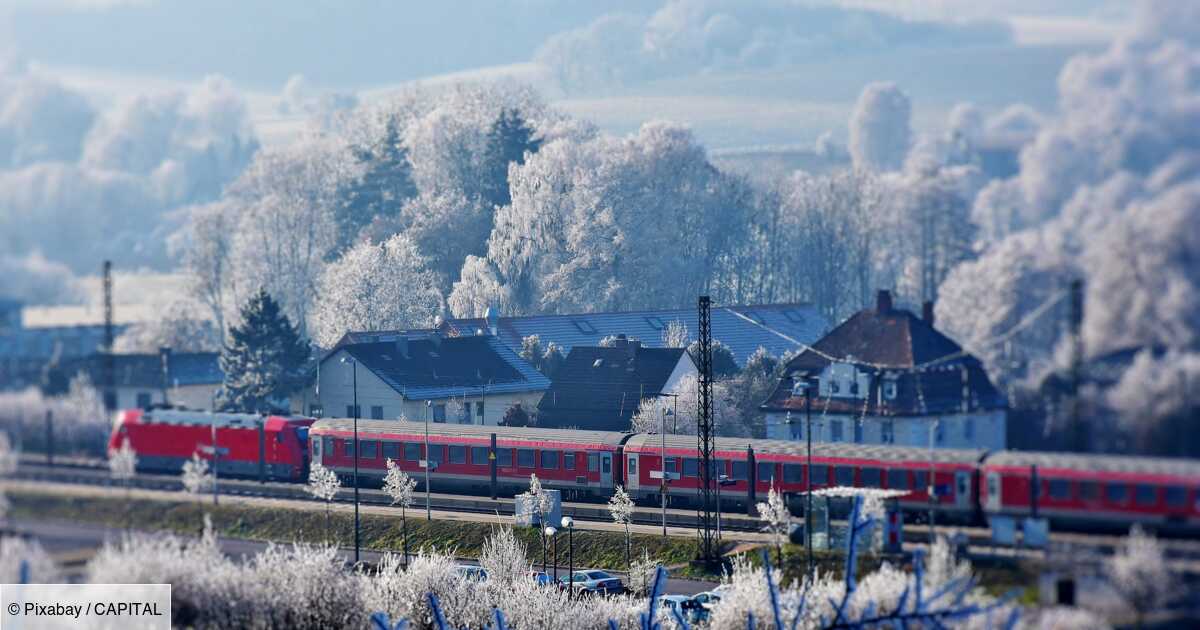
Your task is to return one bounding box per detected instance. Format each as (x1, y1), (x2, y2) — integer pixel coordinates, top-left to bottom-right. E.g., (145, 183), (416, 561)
(0, 536), (60, 583)
(0, 377), (110, 457)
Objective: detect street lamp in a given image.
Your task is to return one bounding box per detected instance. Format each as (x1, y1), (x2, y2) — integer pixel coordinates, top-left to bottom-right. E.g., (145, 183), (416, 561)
(803, 381), (813, 580)
(545, 525), (559, 582)
(425, 399), (433, 520)
(561, 516), (575, 600)
(341, 356), (361, 565)
(660, 406), (675, 537)
(717, 473), (735, 539)
(928, 419), (939, 538)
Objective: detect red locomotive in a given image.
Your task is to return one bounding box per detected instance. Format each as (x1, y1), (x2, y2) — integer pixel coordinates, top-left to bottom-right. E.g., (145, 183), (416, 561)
(108, 408), (314, 482)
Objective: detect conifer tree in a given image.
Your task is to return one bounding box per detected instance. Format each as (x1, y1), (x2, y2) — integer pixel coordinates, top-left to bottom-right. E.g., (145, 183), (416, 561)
(482, 108), (541, 209)
(339, 118), (416, 247)
(217, 289), (310, 412)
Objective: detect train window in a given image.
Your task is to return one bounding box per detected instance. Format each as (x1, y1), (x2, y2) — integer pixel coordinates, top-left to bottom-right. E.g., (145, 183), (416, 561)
(404, 443), (420, 461)
(449, 446), (466, 464)
(428, 445), (444, 464)
(564, 453), (575, 470)
(541, 451), (559, 469)
(810, 465), (829, 485)
(683, 459), (699, 477)
(323, 437), (334, 456)
(1106, 483), (1128, 503)
(1080, 481), (1099, 501)
(783, 464), (803, 484)
(360, 440), (378, 459)
(666, 458), (677, 474)
(602, 456), (610, 474)
(498, 449), (513, 467)
(628, 457), (636, 475)
(383, 442), (400, 461)
(731, 461), (748, 480)
(1165, 486), (1187, 507)
(835, 466), (855, 486)
(757, 462), (774, 483)
(518, 449), (535, 468)
(861, 468), (882, 487)
(343, 439), (355, 458)
(471, 447), (488, 465)
(588, 453), (599, 472)
(1048, 479), (1071, 500)
(887, 469), (909, 489)
(1135, 484), (1157, 506)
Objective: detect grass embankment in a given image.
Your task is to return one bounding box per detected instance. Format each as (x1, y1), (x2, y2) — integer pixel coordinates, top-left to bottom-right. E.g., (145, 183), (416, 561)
(8, 489), (708, 573)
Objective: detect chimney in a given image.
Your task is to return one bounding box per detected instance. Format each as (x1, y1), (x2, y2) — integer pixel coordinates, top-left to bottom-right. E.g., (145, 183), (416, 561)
(922, 301), (935, 326)
(876, 290), (893, 315)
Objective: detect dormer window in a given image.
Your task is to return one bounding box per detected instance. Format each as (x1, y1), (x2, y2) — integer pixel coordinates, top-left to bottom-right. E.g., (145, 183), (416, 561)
(883, 380), (897, 400)
(830, 381), (840, 394)
(849, 381), (859, 396)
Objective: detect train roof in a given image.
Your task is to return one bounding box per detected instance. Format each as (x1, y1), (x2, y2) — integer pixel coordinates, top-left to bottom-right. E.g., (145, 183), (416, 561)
(623, 433), (986, 465)
(984, 450), (1200, 479)
(135, 409), (309, 429)
(310, 418), (630, 448)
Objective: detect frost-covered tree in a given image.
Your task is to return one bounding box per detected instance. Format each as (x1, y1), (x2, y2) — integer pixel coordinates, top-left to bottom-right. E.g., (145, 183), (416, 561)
(687, 339), (739, 378)
(849, 82), (912, 172)
(478, 526), (530, 587)
(309, 233), (443, 347)
(383, 458), (417, 567)
(171, 200), (238, 337)
(0, 536), (60, 584)
(608, 484), (635, 570)
(500, 403), (533, 428)
(1106, 349), (1200, 455)
(627, 549), (659, 597)
(181, 452), (214, 496)
(0, 432), (17, 526)
(518, 335), (566, 379)
(108, 437), (137, 528)
(756, 486), (790, 571)
(1105, 525), (1177, 625)
(517, 473), (553, 570)
(630, 374), (751, 438)
(661, 320), (689, 348)
(307, 462), (341, 544)
(338, 116), (416, 248)
(114, 300), (219, 353)
(217, 290), (310, 413)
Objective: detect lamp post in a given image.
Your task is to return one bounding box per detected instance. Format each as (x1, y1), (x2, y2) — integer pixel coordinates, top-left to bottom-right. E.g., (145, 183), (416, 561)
(210, 411), (219, 507)
(425, 399), (433, 520)
(660, 407), (674, 538)
(341, 356), (361, 565)
(561, 516), (575, 600)
(928, 420), (939, 539)
(717, 474), (734, 540)
(804, 382), (814, 580)
(546, 525), (559, 582)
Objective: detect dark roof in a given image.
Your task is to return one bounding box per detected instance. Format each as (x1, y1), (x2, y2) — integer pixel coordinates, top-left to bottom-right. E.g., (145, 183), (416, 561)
(0, 324), (127, 360)
(334, 334), (550, 399)
(762, 292), (1006, 416)
(536, 339), (689, 431)
(64, 352), (222, 388)
(432, 303), (827, 367)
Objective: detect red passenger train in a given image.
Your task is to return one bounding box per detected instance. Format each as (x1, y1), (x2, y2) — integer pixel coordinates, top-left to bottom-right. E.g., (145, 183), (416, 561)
(108, 410), (1200, 534)
(108, 408), (315, 482)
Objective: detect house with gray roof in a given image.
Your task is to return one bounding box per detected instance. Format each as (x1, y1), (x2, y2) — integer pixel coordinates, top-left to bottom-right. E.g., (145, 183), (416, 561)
(62, 350), (223, 411)
(307, 331), (550, 426)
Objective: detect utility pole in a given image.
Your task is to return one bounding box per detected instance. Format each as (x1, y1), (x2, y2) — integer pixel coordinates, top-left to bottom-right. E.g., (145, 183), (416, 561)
(425, 400), (433, 520)
(804, 384), (814, 580)
(102, 261), (115, 411)
(695, 295), (717, 565)
(1068, 279), (1085, 452)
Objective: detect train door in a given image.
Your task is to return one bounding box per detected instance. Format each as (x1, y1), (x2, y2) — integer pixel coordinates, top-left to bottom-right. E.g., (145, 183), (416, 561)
(955, 471), (972, 510)
(311, 435), (322, 462)
(985, 471), (1001, 512)
(600, 452), (613, 487)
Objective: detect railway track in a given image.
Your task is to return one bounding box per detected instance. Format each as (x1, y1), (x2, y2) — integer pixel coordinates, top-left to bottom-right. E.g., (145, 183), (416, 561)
(11, 455), (1200, 561)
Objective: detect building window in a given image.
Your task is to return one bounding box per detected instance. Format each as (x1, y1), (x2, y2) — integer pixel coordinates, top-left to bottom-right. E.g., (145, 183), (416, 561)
(433, 405), (446, 422)
(881, 421), (894, 444)
(518, 449), (535, 468)
(853, 421), (863, 443)
(883, 380), (897, 400)
(371, 406), (384, 420)
(136, 392), (152, 409)
(498, 449), (513, 467)
(964, 417), (975, 442)
(849, 380), (859, 396)
(404, 443), (421, 461)
(757, 462), (774, 482)
(835, 466), (855, 486)
(309, 404), (324, 418)
(588, 453), (599, 472)
(476, 402), (484, 418)
(471, 447), (488, 464)
(783, 464), (802, 484)
(541, 451), (559, 469)
(449, 446), (466, 464)
(829, 381), (840, 394)
(564, 453), (575, 470)
(935, 422), (945, 445)
(360, 440), (378, 459)
(346, 405), (361, 418)
(830, 420), (843, 442)
(383, 442), (400, 461)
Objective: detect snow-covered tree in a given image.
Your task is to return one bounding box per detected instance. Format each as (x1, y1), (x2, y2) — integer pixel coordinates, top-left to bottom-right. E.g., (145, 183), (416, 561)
(108, 437), (137, 528)
(849, 82), (912, 173)
(627, 549), (659, 597)
(0, 432), (17, 526)
(1105, 525), (1177, 625)
(756, 486), (790, 571)
(608, 484), (635, 570)
(307, 462), (341, 544)
(518, 335), (566, 379)
(661, 320), (688, 348)
(114, 299), (219, 353)
(0, 536), (60, 584)
(630, 374), (751, 438)
(217, 290), (310, 413)
(181, 452), (214, 496)
(309, 233), (443, 348)
(383, 458), (417, 566)
(478, 526), (530, 587)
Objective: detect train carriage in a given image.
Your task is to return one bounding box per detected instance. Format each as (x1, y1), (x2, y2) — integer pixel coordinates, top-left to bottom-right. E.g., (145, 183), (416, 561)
(108, 409), (314, 482)
(981, 451), (1200, 533)
(623, 434), (985, 521)
(308, 419), (629, 498)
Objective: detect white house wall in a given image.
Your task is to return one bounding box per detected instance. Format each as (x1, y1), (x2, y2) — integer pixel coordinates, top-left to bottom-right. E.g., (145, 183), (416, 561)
(661, 354), (698, 396)
(765, 409), (1006, 450)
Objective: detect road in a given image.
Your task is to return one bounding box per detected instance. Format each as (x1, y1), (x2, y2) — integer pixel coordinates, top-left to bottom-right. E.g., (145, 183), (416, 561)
(5, 518), (721, 596)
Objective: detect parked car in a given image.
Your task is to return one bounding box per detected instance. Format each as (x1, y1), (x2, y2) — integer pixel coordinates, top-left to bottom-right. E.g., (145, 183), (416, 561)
(455, 565), (488, 581)
(560, 570), (625, 596)
(657, 595), (706, 623)
(692, 590), (723, 611)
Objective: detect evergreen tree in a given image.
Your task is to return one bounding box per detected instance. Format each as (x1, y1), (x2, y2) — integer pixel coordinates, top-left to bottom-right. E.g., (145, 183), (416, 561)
(482, 108), (541, 209)
(687, 338), (740, 379)
(217, 290), (310, 412)
(338, 118), (416, 247)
